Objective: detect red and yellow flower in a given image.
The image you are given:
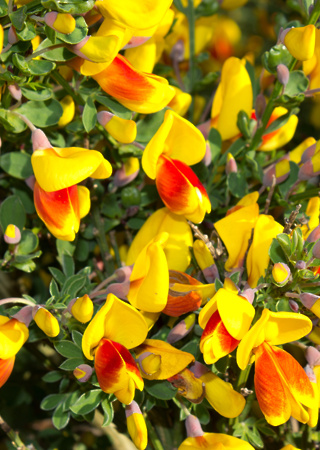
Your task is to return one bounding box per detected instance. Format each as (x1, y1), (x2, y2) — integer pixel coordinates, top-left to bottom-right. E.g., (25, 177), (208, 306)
(82, 294), (148, 404)
(142, 110), (211, 223)
(237, 309), (317, 425)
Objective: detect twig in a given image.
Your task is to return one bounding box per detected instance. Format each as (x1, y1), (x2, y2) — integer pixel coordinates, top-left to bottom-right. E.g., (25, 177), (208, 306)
(0, 415), (35, 449)
(188, 222), (217, 259)
(264, 175), (276, 214)
(283, 204), (302, 234)
(0, 297), (35, 307)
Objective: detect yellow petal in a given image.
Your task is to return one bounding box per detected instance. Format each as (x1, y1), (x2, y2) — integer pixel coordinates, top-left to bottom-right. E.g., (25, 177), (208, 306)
(95, 0), (173, 31)
(168, 86), (192, 117)
(284, 25), (316, 61)
(201, 371), (245, 418)
(264, 310), (312, 346)
(0, 317), (29, 359)
(215, 203), (259, 271)
(193, 239), (215, 270)
(58, 95), (75, 127)
(32, 147), (112, 192)
(135, 339), (194, 380)
(53, 13), (76, 34)
(104, 115), (137, 144)
(125, 36), (157, 73)
(33, 308), (60, 338)
(82, 294), (148, 360)
(77, 186), (91, 219)
(211, 57), (252, 140)
(198, 294), (218, 329)
(217, 289), (255, 340)
(71, 294), (93, 323)
(126, 207), (193, 272)
(142, 110), (206, 179)
(128, 234), (169, 312)
(247, 215), (283, 288)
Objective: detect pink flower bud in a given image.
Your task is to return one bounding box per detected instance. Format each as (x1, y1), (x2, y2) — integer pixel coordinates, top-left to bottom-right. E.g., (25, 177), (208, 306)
(307, 225), (320, 243)
(167, 313), (196, 344)
(277, 64), (289, 86)
(4, 224), (21, 244)
(255, 93), (267, 120)
(170, 39), (185, 62)
(295, 260), (307, 269)
(8, 84), (22, 101)
(306, 346), (320, 367)
(289, 299), (299, 312)
(32, 129), (52, 152)
(8, 26), (18, 45)
(272, 262), (291, 285)
(185, 415), (204, 438)
(73, 364), (93, 382)
(202, 142), (212, 167)
(312, 240), (320, 259)
(226, 153), (237, 174)
(115, 265), (133, 283)
(299, 160), (320, 180)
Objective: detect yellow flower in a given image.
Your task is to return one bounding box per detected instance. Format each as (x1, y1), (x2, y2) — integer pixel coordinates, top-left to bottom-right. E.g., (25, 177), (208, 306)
(58, 95), (75, 127)
(211, 57), (253, 140)
(284, 25), (316, 61)
(33, 307), (60, 337)
(70, 295), (94, 323)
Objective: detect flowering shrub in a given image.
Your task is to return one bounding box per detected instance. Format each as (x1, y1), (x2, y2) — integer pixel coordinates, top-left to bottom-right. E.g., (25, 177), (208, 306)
(1, 0), (320, 449)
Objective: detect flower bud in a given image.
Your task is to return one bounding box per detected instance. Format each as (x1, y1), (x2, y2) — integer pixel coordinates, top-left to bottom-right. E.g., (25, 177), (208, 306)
(167, 313), (196, 344)
(168, 368), (205, 403)
(276, 64), (289, 86)
(255, 93), (266, 120)
(33, 306), (60, 337)
(114, 157), (140, 187)
(8, 84), (22, 101)
(4, 224), (21, 244)
(312, 240), (320, 259)
(68, 294), (93, 323)
(32, 129), (52, 152)
(137, 352), (161, 376)
(185, 415), (204, 438)
(8, 26), (18, 45)
(226, 153), (237, 174)
(170, 39), (185, 62)
(97, 111), (137, 144)
(12, 306), (33, 327)
(73, 364), (93, 382)
(125, 401), (148, 450)
(298, 158), (320, 181)
(44, 12), (76, 34)
(300, 293), (320, 318)
(301, 142), (317, 163)
(305, 346), (320, 367)
(272, 262), (291, 285)
(295, 260), (307, 270)
(58, 95), (75, 127)
(289, 300), (299, 312)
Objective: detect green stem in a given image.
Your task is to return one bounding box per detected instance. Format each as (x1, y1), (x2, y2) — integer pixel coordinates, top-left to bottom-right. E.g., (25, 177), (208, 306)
(51, 70), (85, 107)
(26, 44), (65, 61)
(236, 364), (252, 391)
(309, 0), (320, 25)
(145, 417), (165, 450)
(92, 203), (115, 276)
(0, 297), (35, 307)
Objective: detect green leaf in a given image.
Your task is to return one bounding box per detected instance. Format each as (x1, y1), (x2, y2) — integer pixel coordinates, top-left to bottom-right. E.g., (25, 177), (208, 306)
(227, 172), (247, 198)
(101, 399), (114, 426)
(269, 238), (287, 264)
(9, 6), (27, 30)
(49, 278), (60, 298)
(13, 54), (56, 76)
(36, 38), (75, 61)
(15, 22), (36, 41)
(276, 299), (292, 312)
(49, 267), (66, 285)
(55, 341), (83, 358)
(136, 109), (167, 142)
(0, 152), (33, 179)
(0, 195), (26, 232)
(283, 70), (309, 98)
(277, 233), (292, 256)
(69, 389), (104, 415)
(61, 273), (87, 298)
(278, 161), (299, 197)
(95, 95), (132, 119)
(0, 0), (8, 17)
(0, 109), (27, 133)
(208, 128), (221, 164)
(17, 230), (39, 254)
(12, 188), (35, 214)
(52, 402), (70, 430)
(17, 99), (63, 127)
(42, 371), (63, 383)
(59, 357), (86, 370)
(41, 393), (64, 410)
(41, 0), (95, 14)
(144, 379), (177, 400)
(72, 330), (83, 349)
(56, 16), (88, 44)
(82, 96), (97, 133)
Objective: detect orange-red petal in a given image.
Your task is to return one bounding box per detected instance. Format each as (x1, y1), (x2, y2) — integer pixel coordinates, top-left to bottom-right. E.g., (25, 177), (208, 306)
(156, 155), (211, 223)
(93, 55), (175, 114)
(200, 310), (240, 364)
(34, 182), (80, 241)
(0, 357), (15, 388)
